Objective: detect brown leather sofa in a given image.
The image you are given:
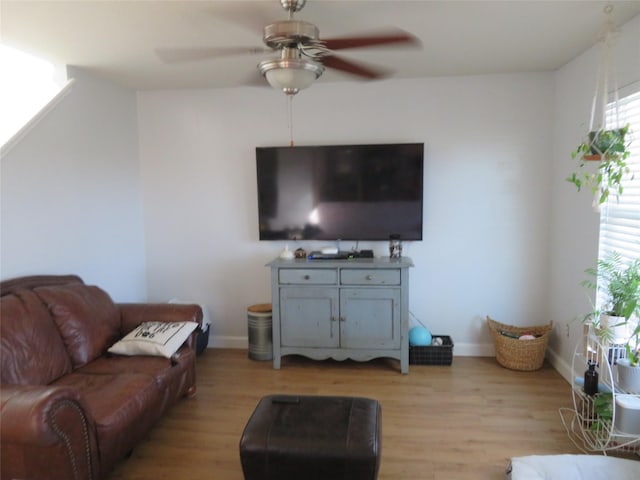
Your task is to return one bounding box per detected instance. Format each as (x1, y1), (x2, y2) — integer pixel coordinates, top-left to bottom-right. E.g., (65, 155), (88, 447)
(0, 275), (203, 480)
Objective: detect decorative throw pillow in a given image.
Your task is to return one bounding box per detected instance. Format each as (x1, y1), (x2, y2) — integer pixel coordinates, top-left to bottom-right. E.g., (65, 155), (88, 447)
(507, 454), (640, 480)
(35, 284), (120, 368)
(108, 321), (198, 359)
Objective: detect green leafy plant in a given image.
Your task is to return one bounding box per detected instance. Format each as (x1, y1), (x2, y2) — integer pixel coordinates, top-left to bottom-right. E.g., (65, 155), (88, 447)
(590, 392), (613, 432)
(567, 124), (632, 205)
(581, 252), (640, 362)
(625, 323), (640, 367)
(582, 252), (640, 320)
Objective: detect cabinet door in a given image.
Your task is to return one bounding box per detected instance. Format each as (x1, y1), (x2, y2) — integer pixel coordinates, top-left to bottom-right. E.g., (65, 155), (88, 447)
(279, 287), (339, 348)
(340, 288), (400, 349)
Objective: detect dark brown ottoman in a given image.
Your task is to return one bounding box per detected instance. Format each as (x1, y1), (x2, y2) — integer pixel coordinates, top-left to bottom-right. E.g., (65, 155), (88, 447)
(239, 395), (382, 480)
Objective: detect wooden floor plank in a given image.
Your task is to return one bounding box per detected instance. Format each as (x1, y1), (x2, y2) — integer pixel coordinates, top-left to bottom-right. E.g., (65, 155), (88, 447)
(109, 349), (592, 479)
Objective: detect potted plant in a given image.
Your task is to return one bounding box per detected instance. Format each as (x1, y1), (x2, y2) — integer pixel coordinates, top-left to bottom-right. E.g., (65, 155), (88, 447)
(624, 325), (640, 366)
(566, 124), (632, 205)
(582, 253), (640, 392)
(582, 252), (640, 340)
(617, 323), (640, 393)
(590, 392), (613, 432)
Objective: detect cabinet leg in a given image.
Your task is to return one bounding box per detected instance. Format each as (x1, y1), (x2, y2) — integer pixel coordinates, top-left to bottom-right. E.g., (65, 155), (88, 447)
(273, 356), (281, 370)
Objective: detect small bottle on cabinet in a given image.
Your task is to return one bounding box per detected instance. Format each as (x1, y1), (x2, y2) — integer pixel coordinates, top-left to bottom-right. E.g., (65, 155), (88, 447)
(389, 234), (402, 259)
(584, 360), (598, 396)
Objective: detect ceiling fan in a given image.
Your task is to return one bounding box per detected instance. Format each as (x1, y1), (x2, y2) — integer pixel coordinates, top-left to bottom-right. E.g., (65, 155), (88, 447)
(156, 0), (420, 95)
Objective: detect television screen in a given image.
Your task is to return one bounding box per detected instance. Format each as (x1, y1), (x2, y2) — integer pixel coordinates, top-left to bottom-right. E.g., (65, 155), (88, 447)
(256, 143), (424, 241)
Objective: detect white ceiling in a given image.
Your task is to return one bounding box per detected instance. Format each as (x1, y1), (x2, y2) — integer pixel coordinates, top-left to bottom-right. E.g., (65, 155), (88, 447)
(2, 0), (639, 91)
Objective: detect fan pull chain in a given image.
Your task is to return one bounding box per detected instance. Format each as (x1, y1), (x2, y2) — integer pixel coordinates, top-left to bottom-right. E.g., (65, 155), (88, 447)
(287, 94), (294, 147)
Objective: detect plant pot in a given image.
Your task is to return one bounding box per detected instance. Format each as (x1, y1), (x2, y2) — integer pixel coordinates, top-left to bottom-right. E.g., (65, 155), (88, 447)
(600, 314), (629, 343)
(614, 395), (640, 435)
(616, 358), (640, 394)
(588, 128), (627, 156)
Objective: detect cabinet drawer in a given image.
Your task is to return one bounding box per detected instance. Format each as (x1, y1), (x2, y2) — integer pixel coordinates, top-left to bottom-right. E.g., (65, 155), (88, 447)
(341, 269), (400, 285)
(279, 269), (337, 285)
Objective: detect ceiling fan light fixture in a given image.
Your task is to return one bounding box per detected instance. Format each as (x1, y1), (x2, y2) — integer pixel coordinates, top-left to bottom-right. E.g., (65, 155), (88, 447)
(259, 57), (324, 95)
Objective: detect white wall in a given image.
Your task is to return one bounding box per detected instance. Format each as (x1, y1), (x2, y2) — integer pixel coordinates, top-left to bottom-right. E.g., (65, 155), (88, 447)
(4, 13), (636, 361)
(0, 67), (147, 301)
(548, 14), (640, 381)
(137, 72), (554, 352)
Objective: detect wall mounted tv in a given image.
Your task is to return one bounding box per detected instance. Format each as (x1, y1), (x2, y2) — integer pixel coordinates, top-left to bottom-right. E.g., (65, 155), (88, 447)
(256, 143), (424, 241)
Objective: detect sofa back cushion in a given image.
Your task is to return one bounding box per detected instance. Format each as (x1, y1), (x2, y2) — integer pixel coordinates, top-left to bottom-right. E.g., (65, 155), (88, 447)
(0, 290), (73, 385)
(35, 284), (121, 369)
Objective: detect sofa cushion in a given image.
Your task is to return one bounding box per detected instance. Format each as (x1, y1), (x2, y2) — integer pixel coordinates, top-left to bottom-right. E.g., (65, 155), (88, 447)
(53, 372), (160, 428)
(79, 346), (196, 408)
(53, 371), (162, 475)
(35, 284), (121, 368)
(80, 347), (194, 392)
(0, 290), (72, 385)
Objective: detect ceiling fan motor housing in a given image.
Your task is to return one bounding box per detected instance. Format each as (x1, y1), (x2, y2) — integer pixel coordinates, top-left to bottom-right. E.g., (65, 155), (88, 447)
(156, 0), (418, 94)
(258, 46), (324, 95)
(263, 20), (319, 49)
(280, 0), (306, 13)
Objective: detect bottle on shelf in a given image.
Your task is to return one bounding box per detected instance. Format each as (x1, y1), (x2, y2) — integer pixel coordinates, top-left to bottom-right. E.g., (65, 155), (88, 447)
(584, 360), (599, 396)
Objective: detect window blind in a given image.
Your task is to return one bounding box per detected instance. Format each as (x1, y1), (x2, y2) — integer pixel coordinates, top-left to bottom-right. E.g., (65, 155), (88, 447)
(598, 89), (640, 266)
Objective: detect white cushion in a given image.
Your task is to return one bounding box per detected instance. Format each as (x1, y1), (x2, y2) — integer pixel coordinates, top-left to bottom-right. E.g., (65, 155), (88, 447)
(508, 454), (640, 480)
(108, 321), (198, 358)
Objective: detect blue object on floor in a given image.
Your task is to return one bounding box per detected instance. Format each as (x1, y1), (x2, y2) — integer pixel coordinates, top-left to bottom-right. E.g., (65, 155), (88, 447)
(409, 326), (432, 346)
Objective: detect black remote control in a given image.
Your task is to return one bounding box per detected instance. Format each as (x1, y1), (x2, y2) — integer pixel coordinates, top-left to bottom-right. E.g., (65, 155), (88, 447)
(271, 395), (300, 404)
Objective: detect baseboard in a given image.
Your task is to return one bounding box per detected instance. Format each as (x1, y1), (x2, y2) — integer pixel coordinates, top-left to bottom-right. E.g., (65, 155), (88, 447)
(209, 335), (247, 349)
(206, 337), (496, 357)
(451, 344), (572, 385)
(453, 342), (495, 357)
(205, 338), (574, 385)
(545, 346), (572, 385)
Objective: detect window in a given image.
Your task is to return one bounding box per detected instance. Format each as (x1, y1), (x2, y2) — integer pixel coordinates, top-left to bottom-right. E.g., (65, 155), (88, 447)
(0, 44), (66, 147)
(598, 89), (640, 265)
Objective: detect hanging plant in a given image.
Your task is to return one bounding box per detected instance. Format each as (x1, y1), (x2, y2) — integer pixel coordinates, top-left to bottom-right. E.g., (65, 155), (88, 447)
(566, 123), (632, 205)
(566, 5), (634, 207)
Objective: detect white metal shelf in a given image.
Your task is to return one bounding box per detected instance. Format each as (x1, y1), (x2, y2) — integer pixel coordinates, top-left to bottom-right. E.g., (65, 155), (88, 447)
(563, 329), (640, 453)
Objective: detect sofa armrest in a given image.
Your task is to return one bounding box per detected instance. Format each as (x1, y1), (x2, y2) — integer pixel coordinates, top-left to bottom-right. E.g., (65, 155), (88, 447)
(1, 385), (98, 480)
(118, 303), (203, 349)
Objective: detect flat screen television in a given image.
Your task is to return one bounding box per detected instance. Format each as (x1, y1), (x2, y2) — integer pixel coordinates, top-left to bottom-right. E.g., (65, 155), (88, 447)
(256, 143), (424, 241)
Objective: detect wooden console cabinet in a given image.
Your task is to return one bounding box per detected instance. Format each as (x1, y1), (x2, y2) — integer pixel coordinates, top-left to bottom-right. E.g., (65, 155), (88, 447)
(267, 257), (413, 373)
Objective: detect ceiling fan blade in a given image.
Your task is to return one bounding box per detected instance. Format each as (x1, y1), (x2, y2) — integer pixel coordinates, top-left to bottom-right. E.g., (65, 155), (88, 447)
(322, 55), (390, 80)
(322, 29), (420, 51)
(155, 46), (269, 64)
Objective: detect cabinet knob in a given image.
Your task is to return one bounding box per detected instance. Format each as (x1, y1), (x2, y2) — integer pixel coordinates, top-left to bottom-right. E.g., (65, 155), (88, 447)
(340, 316), (346, 322)
(366, 274), (373, 280)
(303, 275), (310, 280)
(331, 316), (337, 322)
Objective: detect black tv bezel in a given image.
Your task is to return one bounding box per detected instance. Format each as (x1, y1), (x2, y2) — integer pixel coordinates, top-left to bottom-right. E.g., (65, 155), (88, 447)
(256, 142), (424, 242)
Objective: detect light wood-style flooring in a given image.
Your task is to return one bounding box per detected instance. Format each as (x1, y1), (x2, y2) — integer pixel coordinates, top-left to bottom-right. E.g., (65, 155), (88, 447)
(109, 349), (586, 480)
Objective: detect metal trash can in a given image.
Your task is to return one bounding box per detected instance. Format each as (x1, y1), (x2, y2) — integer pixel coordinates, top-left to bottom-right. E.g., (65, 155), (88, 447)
(247, 303), (273, 361)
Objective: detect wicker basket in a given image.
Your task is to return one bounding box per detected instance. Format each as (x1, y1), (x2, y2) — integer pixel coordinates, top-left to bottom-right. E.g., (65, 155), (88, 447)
(487, 316), (553, 371)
